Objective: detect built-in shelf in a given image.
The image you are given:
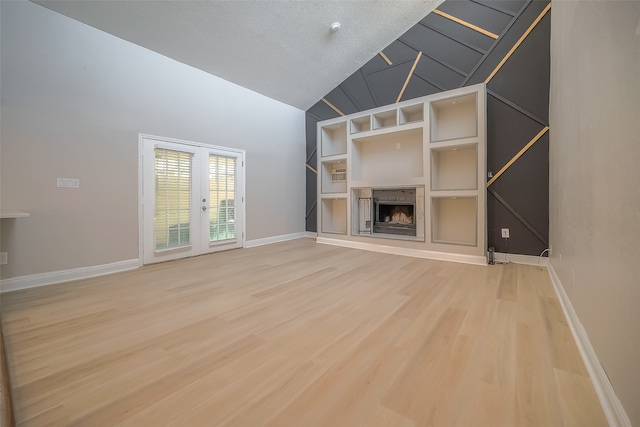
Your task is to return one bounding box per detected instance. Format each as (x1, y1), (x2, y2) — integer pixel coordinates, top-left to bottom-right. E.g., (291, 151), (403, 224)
(399, 103), (424, 125)
(0, 211), (30, 219)
(317, 84), (486, 264)
(431, 197), (477, 246)
(373, 110), (397, 130)
(430, 93), (477, 143)
(350, 116), (371, 134)
(321, 122), (348, 157)
(320, 159), (347, 194)
(321, 197), (347, 235)
(351, 128), (423, 182)
(431, 144), (478, 191)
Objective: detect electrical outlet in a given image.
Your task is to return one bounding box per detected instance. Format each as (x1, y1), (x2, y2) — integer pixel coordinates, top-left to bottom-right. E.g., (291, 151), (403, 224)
(0, 252), (7, 265)
(501, 228), (510, 238)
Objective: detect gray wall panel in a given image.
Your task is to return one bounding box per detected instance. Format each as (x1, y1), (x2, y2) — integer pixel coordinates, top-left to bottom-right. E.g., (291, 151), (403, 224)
(305, 168), (317, 214)
(366, 61), (415, 106)
(438, 0), (515, 35)
(401, 24), (483, 73)
(362, 53), (394, 76)
(466, 0), (550, 85)
(305, 112), (318, 158)
(486, 95), (545, 175)
(488, 192), (548, 255)
(492, 135), (549, 244)
(383, 40), (423, 64)
(400, 76), (441, 102)
(323, 86), (360, 116)
(486, 13), (550, 123)
(414, 55), (465, 90)
(305, 200), (317, 232)
(307, 101), (340, 122)
(340, 72), (377, 112)
(420, 14), (496, 51)
(476, 0), (527, 15)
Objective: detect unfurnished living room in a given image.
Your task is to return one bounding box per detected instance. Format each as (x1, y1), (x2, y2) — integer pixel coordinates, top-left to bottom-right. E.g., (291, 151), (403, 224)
(0, 0), (638, 426)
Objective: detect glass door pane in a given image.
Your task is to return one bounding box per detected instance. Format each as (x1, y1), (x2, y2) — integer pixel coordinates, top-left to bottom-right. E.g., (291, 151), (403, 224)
(154, 148), (193, 250)
(208, 154), (236, 242)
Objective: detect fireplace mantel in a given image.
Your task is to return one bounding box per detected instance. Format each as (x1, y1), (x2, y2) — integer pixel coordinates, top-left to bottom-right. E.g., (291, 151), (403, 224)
(316, 84), (487, 266)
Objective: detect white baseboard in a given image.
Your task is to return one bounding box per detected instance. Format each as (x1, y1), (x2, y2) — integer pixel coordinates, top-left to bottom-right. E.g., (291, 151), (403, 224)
(316, 237), (487, 266)
(304, 231), (317, 239)
(495, 252), (548, 267)
(0, 259), (139, 293)
(2, 233), (310, 292)
(547, 262), (631, 427)
(244, 232), (308, 249)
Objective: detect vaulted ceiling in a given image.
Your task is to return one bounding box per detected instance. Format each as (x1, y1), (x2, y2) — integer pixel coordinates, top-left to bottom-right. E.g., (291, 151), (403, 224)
(32, 0), (445, 110)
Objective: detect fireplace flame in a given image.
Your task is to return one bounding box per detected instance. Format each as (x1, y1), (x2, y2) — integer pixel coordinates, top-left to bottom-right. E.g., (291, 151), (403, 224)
(388, 206), (413, 224)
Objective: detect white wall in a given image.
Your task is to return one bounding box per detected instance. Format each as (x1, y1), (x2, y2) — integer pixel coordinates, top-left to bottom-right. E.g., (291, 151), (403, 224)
(549, 1), (640, 425)
(0, 0), (305, 279)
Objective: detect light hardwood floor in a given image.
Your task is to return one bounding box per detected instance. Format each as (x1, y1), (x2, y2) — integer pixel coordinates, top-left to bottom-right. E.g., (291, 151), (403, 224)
(1, 238), (606, 426)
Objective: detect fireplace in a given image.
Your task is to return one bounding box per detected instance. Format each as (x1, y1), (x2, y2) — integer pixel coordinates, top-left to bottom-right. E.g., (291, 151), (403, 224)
(372, 189), (416, 236)
(351, 186), (424, 240)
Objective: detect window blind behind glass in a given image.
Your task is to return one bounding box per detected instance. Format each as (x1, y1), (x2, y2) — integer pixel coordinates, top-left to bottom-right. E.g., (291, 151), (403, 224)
(209, 155), (236, 241)
(154, 148), (193, 250)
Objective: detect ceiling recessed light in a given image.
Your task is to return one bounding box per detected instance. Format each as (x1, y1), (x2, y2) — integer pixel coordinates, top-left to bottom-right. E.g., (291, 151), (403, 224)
(330, 22), (341, 33)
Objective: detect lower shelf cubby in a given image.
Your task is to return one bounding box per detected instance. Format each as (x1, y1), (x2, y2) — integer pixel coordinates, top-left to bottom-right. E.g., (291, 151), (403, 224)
(321, 198), (347, 235)
(431, 196), (477, 246)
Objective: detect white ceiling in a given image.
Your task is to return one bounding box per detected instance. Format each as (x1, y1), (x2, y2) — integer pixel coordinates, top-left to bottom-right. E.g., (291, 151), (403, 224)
(33, 0), (444, 111)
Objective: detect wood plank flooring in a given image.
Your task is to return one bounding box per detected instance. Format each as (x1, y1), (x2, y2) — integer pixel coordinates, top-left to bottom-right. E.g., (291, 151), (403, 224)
(1, 319), (13, 427)
(0, 238), (606, 426)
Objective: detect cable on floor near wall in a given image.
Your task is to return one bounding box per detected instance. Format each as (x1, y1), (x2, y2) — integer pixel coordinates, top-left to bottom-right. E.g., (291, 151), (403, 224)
(538, 248), (550, 269)
(495, 237), (510, 264)
(495, 255), (510, 265)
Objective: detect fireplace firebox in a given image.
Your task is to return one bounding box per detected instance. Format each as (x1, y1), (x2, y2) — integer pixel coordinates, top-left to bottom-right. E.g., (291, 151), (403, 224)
(372, 189), (416, 236)
(352, 186), (424, 240)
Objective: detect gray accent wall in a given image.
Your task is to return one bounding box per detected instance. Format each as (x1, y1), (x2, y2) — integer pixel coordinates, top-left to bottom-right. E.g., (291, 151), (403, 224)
(306, 0), (551, 257)
(550, 2), (640, 424)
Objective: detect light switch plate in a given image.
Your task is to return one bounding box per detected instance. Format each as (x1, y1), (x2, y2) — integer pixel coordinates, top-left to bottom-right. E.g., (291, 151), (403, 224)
(57, 178), (80, 188)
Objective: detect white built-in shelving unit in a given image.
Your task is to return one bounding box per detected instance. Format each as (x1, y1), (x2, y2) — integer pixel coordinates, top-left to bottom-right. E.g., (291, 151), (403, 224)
(316, 83), (486, 265)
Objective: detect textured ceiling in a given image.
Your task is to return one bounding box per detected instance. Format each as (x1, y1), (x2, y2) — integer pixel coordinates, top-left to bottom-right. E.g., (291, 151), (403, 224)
(33, 0), (445, 110)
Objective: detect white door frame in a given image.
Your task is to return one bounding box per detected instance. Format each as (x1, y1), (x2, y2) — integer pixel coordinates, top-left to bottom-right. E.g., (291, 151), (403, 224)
(137, 133), (246, 266)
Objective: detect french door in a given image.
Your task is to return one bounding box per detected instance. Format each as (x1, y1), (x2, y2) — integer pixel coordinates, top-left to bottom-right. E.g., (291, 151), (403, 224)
(141, 135), (245, 264)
